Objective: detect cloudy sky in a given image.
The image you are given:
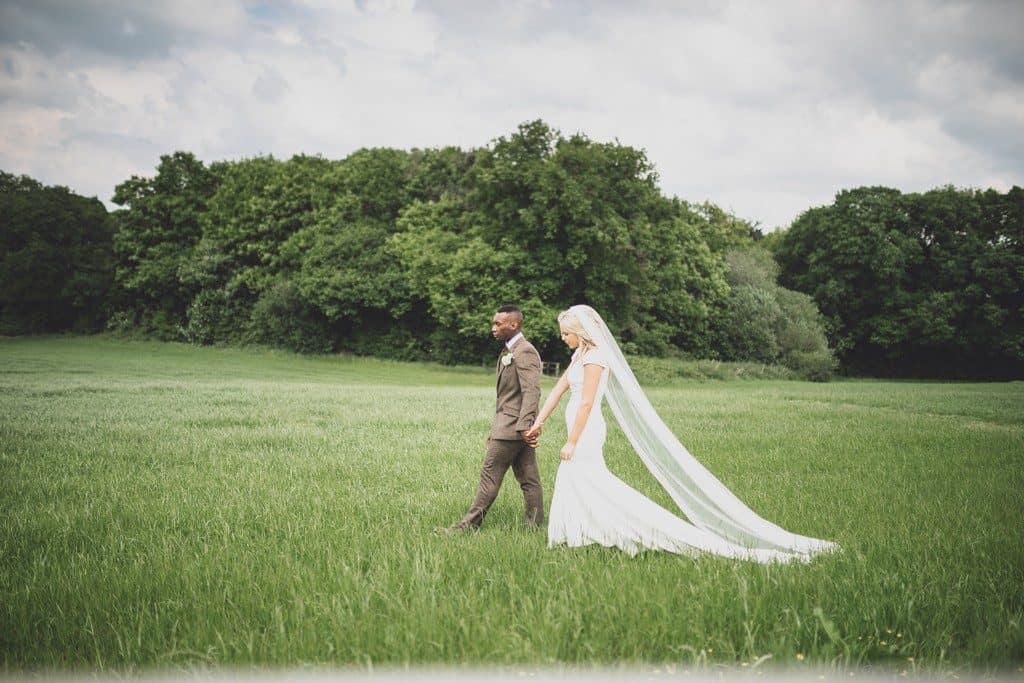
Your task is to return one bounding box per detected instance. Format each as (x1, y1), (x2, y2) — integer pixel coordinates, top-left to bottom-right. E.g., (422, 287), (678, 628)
(1, 0), (1021, 229)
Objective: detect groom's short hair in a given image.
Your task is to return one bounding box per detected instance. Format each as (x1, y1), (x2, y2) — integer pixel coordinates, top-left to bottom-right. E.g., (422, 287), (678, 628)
(496, 304), (523, 324)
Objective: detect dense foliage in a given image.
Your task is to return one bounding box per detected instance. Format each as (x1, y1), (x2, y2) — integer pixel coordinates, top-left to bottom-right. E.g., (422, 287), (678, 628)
(106, 121), (790, 370)
(3, 121), (1019, 378)
(775, 186), (1024, 378)
(111, 151), (218, 336)
(0, 172), (114, 334)
(709, 248), (835, 381)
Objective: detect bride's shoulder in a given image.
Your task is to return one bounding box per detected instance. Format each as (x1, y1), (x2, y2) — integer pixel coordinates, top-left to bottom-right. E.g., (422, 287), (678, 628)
(581, 347), (609, 368)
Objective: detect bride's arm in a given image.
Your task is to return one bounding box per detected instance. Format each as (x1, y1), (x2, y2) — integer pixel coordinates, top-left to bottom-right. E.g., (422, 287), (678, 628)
(560, 364), (603, 460)
(524, 371), (570, 439)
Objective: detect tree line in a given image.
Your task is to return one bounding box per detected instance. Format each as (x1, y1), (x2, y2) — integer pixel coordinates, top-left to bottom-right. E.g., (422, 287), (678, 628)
(776, 185), (1023, 377)
(1, 121), (1020, 379)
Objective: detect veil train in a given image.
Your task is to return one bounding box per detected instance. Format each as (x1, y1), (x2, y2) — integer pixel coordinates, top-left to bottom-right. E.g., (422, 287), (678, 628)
(567, 304), (838, 559)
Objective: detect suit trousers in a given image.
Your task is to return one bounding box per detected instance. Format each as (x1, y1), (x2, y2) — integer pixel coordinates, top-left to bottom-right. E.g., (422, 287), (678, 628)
(461, 437), (544, 528)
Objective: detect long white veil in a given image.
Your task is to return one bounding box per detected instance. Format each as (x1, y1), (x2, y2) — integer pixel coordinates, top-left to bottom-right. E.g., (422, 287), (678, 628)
(568, 304), (838, 558)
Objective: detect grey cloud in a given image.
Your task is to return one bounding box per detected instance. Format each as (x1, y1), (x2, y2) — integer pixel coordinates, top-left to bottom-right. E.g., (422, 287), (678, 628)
(0, 0), (182, 59)
(943, 111), (1024, 175)
(931, 0), (1024, 83)
(0, 1), (317, 63)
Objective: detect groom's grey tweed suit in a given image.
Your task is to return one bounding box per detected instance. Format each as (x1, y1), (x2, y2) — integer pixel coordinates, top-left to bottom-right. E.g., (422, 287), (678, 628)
(460, 336), (544, 528)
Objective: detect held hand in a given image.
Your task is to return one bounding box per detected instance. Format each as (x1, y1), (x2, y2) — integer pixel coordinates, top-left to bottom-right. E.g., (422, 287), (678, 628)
(559, 442), (575, 461)
(524, 422), (543, 440)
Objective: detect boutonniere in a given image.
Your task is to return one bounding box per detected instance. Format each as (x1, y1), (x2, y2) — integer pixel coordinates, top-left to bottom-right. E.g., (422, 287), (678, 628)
(501, 353), (514, 367)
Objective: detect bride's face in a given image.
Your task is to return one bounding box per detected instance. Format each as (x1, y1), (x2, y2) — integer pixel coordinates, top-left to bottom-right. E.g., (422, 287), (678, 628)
(559, 325), (580, 350)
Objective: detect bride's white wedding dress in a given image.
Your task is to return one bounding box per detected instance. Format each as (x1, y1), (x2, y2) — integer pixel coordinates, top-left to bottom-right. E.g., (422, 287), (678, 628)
(546, 306), (838, 563)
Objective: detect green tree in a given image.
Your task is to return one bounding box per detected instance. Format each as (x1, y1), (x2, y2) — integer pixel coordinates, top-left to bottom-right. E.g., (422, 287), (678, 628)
(111, 152), (218, 337)
(0, 172), (114, 334)
(462, 121), (730, 359)
(335, 148), (412, 221)
(777, 185), (1023, 377)
(406, 146), (476, 203)
(282, 202), (417, 358)
(387, 199), (549, 363)
(181, 155), (336, 343)
(693, 201), (762, 253)
(195, 155), (333, 299)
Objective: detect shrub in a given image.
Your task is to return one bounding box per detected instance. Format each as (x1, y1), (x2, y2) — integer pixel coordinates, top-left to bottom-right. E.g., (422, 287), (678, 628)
(707, 247), (836, 380)
(714, 285), (783, 364)
(774, 288), (836, 381)
(183, 289), (249, 346)
(247, 280), (333, 353)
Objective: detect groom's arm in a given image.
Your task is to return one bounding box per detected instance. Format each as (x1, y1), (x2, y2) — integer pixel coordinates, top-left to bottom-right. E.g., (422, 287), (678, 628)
(515, 346), (542, 436)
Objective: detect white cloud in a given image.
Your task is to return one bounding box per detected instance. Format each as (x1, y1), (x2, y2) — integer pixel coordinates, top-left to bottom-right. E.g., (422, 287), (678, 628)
(0, 0), (1020, 225)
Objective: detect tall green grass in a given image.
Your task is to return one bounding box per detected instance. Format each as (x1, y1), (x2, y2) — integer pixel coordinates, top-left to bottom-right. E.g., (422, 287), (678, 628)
(1, 337), (1022, 673)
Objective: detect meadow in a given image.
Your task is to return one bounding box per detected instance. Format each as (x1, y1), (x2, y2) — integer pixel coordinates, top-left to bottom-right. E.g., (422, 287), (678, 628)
(1, 337), (1022, 674)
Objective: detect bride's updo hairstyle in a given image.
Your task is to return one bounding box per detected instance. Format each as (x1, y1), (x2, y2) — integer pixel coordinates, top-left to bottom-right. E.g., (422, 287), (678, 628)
(557, 308), (597, 353)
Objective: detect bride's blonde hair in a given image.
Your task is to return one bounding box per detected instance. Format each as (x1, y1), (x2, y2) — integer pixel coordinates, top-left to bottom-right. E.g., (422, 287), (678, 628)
(557, 309), (597, 353)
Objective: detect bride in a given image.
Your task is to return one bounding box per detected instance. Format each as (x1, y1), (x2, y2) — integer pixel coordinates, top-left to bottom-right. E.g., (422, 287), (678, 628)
(524, 305), (838, 563)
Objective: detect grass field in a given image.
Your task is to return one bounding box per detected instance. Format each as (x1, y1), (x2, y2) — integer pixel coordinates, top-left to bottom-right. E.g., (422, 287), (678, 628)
(1, 337), (1022, 674)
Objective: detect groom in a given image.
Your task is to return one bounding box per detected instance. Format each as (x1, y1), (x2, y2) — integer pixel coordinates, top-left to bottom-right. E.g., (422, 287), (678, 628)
(439, 304), (544, 532)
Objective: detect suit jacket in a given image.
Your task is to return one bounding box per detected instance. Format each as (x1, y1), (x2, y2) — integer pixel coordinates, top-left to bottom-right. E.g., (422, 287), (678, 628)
(490, 336), (542, 440)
